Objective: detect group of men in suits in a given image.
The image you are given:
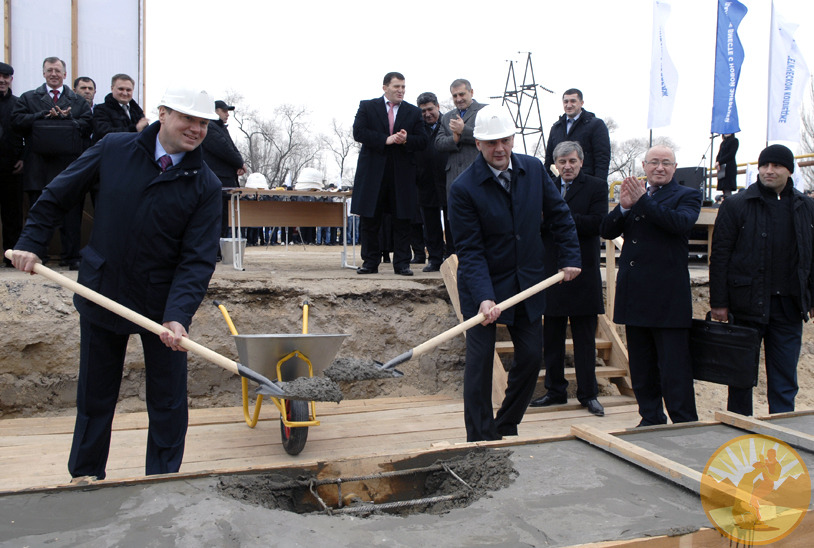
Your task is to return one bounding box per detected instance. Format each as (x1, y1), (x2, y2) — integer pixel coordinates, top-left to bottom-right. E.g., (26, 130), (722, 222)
(349, 73), (715, 440)
(7, 58), (152, 270)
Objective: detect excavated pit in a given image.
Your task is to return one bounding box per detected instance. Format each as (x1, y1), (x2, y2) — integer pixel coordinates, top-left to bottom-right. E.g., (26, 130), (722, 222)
(216, 448), (515, 517)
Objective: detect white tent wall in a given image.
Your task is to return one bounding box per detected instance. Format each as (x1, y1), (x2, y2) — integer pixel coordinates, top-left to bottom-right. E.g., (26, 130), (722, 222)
(5, 0), (144, 106)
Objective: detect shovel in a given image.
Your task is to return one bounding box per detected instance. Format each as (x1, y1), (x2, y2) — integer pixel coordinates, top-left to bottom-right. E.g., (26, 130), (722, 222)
(378, 271), (565, 375)
(4, 249), (289, 398)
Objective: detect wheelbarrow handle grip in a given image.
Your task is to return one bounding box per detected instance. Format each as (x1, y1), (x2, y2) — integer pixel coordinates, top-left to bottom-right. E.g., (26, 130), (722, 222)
(411, 271), (565, 359)
(4, 249), (240, 376)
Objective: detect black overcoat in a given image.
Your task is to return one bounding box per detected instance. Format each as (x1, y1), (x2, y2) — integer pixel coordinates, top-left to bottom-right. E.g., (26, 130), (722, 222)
(544, 171), (608, 316)
(350, 97), (426, 219)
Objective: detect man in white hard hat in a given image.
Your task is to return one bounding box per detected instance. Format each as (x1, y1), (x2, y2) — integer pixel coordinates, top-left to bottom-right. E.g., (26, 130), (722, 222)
(11, 84), (222, 482)
(448, 105), (582, 442)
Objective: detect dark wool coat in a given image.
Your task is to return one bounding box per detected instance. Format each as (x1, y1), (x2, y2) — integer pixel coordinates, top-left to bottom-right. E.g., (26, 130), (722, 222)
(351, 97), (426, 219)
(710, 181), (814, 323)
(600, 179), (701, 328)
(544, 109), (611, 182)
(449, 152), (581, 324)
(543, 171), (608, 316)
(15, 121), (221, 333)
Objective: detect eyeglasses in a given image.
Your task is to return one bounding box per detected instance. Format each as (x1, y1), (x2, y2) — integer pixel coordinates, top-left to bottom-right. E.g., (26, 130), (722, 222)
(645, 160), (675, 168)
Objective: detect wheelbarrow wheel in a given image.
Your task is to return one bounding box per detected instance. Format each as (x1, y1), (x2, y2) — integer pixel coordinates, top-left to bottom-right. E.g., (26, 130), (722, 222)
(280, 399), (309, 455)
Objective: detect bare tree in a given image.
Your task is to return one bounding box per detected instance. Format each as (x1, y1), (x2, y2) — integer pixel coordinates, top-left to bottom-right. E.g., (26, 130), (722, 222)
(321, 119), (358, 179)
(228, 102), (322, 186)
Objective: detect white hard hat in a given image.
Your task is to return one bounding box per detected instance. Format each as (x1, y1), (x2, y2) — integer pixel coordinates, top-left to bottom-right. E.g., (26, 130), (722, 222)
(158, 84), (218, 120)
(473, 104), (516, 141)
(295, 167), (324, 190)
(245, 172), (269, 189)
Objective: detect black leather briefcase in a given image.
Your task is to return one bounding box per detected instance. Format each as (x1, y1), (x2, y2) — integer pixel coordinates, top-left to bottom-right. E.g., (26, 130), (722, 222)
(29, 119), (83, 157)
(690, 313), (760, 389)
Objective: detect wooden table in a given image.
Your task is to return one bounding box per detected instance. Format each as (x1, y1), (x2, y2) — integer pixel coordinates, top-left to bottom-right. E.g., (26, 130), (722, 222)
(226, 188), (356, 270)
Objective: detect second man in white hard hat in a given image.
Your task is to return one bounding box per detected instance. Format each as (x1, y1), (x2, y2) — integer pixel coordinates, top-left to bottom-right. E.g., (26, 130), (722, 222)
(447, 104), (582, 442)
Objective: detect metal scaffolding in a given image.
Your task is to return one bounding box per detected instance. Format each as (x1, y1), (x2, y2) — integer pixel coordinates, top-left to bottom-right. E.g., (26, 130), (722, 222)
(492, 52), (553, 156)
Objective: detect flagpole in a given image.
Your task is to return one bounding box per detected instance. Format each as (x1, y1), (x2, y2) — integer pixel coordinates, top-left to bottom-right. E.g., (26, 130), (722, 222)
(710, 133), (716, 201)
(766, 0), (774, 148)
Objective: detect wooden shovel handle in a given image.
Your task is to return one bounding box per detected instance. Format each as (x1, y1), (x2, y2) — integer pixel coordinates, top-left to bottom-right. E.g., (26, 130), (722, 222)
(4, 249), (239, 375)
(411, 271), (565, 359)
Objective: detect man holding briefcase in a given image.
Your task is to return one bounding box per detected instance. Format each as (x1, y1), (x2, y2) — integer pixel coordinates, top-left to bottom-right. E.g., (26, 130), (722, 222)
(710, 144), (814, 416)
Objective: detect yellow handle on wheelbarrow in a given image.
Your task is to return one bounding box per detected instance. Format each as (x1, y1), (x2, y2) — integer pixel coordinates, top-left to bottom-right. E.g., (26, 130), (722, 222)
(214, 301), (263, 428)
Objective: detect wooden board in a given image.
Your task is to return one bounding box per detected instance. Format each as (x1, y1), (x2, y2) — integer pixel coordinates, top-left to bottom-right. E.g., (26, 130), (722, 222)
(715, 410), (814, 452)
(230, 199), (345, 228)
(0, 394), (641, 492)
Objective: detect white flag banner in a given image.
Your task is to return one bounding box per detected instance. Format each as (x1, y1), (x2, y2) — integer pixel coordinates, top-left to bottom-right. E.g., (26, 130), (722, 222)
(767, 3), (811, 142)
(745, 163), (759, 187)
(647, 0), (679, 129)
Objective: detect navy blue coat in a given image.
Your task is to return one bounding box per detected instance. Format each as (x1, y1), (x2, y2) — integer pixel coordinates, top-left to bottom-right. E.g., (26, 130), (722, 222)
(449, 152), (581, 323)
(15, 121), (221, 333)
(92, 93), (146, 144)
(543, 171), (608, 316)
(600, 179), (701, 328)
(350, 97), (427, 219)
(11, 84), (93, 192)
(544, 109), (611, 182)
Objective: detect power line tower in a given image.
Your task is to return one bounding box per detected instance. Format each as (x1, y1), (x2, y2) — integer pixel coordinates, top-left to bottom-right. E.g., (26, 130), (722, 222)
(492, 52), (553, 157)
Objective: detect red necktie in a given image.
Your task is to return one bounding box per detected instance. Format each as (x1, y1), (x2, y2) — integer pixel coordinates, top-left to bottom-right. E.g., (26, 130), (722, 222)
(387, 101), (395, 135)
(51, 89), (59, 103)
(158, 154), (173, 172)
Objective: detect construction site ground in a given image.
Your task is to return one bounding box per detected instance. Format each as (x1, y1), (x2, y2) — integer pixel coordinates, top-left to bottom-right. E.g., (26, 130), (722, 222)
(2, 245), (814, 546)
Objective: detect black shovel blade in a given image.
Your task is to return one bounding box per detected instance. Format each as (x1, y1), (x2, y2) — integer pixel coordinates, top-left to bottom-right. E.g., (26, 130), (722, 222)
(237, 362), (287, 397)
(375, 350), (411, 377)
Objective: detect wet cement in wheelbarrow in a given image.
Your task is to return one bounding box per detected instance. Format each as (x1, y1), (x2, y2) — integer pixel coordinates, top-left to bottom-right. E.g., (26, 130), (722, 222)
(278, 376), (344, 403)
(277, 358), (398, 402)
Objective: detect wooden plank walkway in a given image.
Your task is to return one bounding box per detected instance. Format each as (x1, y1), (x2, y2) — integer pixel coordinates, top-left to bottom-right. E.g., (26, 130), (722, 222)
(0, 394), (640, 492)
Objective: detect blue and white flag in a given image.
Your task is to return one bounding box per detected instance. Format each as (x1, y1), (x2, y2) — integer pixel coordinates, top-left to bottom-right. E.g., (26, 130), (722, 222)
(647, 1), (678, 129)
(710, 0), (747, 135)
(767, 2), (811, 143)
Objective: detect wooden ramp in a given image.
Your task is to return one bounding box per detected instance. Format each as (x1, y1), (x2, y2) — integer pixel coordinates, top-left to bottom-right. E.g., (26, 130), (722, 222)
(0, 394), (641, 492)
(441, 253), (635, 405)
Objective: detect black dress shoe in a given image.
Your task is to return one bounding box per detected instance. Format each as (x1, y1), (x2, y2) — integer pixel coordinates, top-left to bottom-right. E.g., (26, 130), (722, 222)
(422, 263), (441, 272)
(410, 256), (426, 264)
(394, 268), (413, 276)
(356, 266), (378, 275)
(583, 399), (605, 417)
(381, 253), (391, 263)
(529, 394), (567, 407)
(69, 260), (81, 271)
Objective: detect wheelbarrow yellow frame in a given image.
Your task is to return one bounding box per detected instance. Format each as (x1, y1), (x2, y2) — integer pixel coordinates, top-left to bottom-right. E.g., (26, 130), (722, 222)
(216, 301), (320, 429)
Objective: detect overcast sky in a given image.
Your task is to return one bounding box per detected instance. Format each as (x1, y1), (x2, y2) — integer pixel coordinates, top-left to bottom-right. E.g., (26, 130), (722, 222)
(145, 0), (814, 180)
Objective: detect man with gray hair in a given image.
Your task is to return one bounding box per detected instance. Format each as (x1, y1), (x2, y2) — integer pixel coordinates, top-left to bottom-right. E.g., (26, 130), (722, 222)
(600, 144), (700, 426)
(12, 56), (93, 270)
(435, 78), (487, 256)
(530, 141), (607, 417)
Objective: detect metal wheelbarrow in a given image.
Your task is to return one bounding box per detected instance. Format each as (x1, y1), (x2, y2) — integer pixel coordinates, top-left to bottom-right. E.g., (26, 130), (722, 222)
(215, 299), (347, 455)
